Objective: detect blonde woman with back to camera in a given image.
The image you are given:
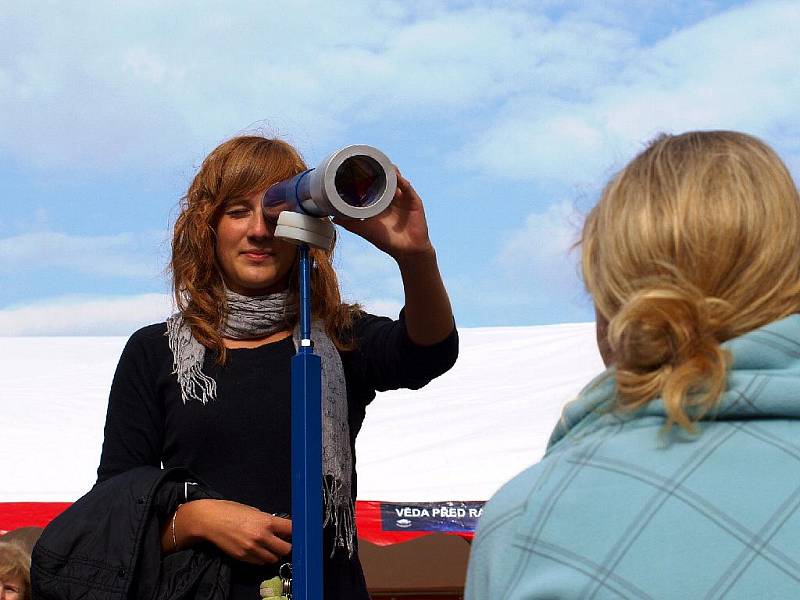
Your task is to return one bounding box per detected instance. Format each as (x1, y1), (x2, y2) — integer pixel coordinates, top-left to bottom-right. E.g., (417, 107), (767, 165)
(466, 131), (800, 599)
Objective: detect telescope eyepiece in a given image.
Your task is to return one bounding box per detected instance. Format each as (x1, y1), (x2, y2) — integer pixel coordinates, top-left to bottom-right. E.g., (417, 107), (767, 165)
(334, 154), (387, 209)
(263, 145), (396, 219)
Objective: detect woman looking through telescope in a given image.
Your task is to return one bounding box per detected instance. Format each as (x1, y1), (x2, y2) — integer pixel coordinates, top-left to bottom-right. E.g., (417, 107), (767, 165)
(94, 135), (457, 599)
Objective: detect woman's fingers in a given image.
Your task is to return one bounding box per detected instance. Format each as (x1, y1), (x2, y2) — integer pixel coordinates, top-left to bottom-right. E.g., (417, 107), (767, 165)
(270, 514), (292, 539)
(394, 170), (421, 205)
(195, 499), (293, 565)
(239, 544), (281, 565)
(265, 535), (292, 558)
(232, 517), (292, 564)
(261, 516), (292, 555)
(248, 514), (292, 561)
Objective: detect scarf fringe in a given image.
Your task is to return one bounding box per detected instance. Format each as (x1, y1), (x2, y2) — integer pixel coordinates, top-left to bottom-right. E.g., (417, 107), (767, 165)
(166, 314), (218, 404)
(324, 476), (356, 558)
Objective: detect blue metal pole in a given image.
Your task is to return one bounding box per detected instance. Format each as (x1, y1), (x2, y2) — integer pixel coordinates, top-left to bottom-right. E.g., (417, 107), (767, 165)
(291, 243), (323, 599)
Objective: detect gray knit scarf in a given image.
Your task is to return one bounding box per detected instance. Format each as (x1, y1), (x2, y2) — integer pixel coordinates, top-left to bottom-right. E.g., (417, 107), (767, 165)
(165, 289), (354, 556)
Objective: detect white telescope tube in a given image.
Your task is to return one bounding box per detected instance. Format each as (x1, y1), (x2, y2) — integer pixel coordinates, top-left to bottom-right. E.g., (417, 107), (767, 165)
(263, 145), (397, 219)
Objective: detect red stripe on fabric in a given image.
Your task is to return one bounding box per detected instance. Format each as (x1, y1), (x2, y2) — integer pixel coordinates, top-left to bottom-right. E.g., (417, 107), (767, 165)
(1, 501), (476, 545)
(0, 502), (72, 534)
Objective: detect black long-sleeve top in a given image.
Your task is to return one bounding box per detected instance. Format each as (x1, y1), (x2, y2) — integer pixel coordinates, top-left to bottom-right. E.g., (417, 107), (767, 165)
(97, 310), (458, 599)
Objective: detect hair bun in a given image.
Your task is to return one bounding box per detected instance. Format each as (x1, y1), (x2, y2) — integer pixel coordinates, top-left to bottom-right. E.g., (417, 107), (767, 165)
(610, 284), (716, 372)
(608, 283), (730, 430)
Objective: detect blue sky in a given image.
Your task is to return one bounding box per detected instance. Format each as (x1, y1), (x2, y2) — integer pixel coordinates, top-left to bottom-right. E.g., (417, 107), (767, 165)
(1, 0), (798, 334)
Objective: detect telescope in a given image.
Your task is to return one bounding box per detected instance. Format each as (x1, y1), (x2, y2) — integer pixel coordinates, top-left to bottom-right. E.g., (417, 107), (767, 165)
(272, 144), (396, 598)
(264, 145), (396, 249)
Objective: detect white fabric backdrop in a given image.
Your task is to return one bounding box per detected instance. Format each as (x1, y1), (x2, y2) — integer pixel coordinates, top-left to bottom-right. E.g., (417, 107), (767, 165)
(0, 324), (603, 503)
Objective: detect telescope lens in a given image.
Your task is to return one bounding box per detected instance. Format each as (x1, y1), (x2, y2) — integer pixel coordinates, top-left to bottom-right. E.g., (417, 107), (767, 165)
(334, 155), (386, 208)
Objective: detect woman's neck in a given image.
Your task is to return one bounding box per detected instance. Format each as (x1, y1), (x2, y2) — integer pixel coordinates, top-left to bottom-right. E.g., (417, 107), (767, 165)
(222, 329), (293, 349)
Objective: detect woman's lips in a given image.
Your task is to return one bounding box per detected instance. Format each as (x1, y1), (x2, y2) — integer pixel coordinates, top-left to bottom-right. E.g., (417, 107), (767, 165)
(241, 250), (274, 261)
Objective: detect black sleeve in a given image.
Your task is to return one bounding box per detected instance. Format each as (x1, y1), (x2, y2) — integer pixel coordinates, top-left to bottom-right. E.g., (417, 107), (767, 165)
(346, 309), (458, 393)
(96, 327), (166, 483)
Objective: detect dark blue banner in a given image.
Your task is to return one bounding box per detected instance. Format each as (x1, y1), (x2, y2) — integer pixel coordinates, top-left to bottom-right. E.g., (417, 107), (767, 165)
(380, 501), (486, 533)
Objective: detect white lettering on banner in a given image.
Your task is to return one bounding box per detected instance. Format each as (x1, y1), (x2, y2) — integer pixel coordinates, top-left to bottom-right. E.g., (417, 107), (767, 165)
(394, 507), (431, 518)
(390, 504), (484, 521)
(432, 507), (468, 518)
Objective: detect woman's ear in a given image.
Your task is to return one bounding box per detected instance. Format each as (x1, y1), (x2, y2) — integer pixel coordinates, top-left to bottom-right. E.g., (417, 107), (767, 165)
(595, 306), (614, 367)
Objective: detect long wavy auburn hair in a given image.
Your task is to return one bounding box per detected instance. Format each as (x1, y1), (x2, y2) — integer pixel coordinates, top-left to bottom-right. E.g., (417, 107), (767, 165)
(170, 135), (357, 362)
(581, 130), (800, 431)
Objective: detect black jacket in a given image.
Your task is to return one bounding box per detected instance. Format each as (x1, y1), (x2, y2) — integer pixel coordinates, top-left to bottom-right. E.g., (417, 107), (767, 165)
(31, 466), (231, 600)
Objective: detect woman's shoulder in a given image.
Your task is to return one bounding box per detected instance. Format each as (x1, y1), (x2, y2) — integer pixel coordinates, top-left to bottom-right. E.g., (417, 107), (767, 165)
(334, 308), (391, 345)
(475, 461), (546, 540)
(127, 321), (169, 345)
(349, 307), (390, 326)
(122, 321), (171, 359)
(130, 321), (169, 339)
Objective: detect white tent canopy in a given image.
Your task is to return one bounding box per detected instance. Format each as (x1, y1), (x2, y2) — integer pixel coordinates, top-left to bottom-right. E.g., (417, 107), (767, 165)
(0, 324), (604, 505)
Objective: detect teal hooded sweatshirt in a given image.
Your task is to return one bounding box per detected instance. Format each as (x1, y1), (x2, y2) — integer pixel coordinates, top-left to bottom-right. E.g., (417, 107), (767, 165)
(466, 314), (800, 599)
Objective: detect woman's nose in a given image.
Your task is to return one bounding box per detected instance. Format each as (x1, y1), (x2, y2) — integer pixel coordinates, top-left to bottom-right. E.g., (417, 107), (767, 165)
(247, 211), (274, 239)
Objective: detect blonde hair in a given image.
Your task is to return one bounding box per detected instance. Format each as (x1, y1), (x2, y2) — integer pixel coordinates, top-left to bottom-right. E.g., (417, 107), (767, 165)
(581, 130), (800, 430)
(0, 541), (30, 600)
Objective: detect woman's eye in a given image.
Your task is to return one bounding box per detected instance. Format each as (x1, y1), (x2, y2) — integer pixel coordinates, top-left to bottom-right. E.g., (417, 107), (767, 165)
(225, 208), (250, 218)
(263, 206), (283, 221)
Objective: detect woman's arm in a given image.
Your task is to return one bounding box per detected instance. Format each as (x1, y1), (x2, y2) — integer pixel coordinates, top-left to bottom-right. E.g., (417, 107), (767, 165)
(103, 329), (293, 565)
(161, 499), (292, 564)
(97, 328), (165, 482)
(395, 246), (453, 345)
(334, 170), (454, 346)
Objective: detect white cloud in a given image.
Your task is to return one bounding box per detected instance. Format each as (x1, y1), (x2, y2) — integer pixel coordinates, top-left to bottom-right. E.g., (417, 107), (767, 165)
(0, 230), (167, 279)
(496, 199), (582, 285)
(2, 0), (795, 184)
(438, 200), (592, 324)
(334, 229), (404, 312)
(459, 0), (800, 184)
(0, 291), (402, 336)
(0, 293), (173, 335)
(359, 298), (403, 319)
(0, 2), (628, 170)
(335, 233), (398, 277)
